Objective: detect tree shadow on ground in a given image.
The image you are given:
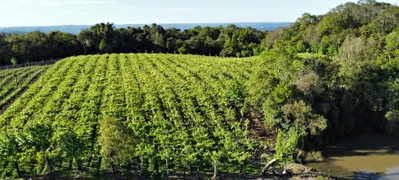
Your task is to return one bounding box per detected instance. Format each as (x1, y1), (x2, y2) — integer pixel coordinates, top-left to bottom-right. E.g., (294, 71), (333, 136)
(323, 133), (399, 158)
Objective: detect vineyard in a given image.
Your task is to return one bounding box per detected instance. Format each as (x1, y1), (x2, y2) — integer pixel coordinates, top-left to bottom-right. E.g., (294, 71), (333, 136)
(0, 65), (50, 114)
(0, 54), (271, 178)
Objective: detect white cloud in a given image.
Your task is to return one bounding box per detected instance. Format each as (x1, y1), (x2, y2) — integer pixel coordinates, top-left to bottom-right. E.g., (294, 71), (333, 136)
(167, 8), (193, 12)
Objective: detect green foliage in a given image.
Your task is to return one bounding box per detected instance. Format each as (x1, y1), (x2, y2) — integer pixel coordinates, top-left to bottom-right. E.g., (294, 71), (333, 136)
(0, 54), (260, 177)
(275, 129), (304, 163)
(21, 122), (54, 173)
(0, 23), (267, 65)
(335, 36), (368, 84)
(0, 34), (12, 65)
(0, 0), (399, 177)
(99, 39), (112, 53)
(293, 69), (323, 95)
(0, 131), (20, 177)
(282, 101), (327, 136)
(273, 100), (327, 163)
(10, 57), (17, 65)
(226, 78), (247, 109)
(318, 16), (341, 37)
(384, 28), (399, 59)
(0, 65), (49, 112)
(381, 58), (399, 136)
(266, 1), (399, 58)
(297, 53), (327, 59)
(99, 117), (136, 171)
(385, 111), (399, 135)
(23, 122), (53, 152)
(56, 130), (86, 170)
(248, 1), (399, 163)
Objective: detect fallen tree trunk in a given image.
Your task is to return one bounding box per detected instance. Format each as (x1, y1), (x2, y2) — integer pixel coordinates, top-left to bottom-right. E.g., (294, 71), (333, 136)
(261, 158), (278, 176)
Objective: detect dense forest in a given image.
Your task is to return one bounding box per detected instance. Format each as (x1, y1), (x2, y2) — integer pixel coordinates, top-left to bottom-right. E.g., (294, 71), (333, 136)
(251, 0), (399, 161)
(0, 23), (266, 65)
(0, 0), (399, 179)
(251, 0), (399, 151)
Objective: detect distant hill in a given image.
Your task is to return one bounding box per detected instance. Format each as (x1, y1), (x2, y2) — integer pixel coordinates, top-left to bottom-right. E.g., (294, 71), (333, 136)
(0, 22), (291, 34)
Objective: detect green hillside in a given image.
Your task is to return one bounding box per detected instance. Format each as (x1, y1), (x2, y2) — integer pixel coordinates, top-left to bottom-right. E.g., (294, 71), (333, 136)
(0, 54), (268, 178)
(0, 66), (50, 114)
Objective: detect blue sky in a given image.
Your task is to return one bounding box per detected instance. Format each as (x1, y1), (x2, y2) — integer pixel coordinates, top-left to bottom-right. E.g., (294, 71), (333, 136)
(0, 0), (397, 27)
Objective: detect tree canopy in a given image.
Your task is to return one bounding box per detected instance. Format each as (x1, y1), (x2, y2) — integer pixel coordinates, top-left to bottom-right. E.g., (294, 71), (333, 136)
(0, 23), (267, 65)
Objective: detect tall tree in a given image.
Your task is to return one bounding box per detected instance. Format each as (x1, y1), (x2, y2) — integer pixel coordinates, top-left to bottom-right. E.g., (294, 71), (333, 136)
(99, 117), (136, 173)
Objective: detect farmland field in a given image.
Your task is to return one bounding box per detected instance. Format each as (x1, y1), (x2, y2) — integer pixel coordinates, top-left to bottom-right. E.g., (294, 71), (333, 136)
(0, 54), (269, 177)
(2, 0), (399, 179)
(0, 65), (50, 114)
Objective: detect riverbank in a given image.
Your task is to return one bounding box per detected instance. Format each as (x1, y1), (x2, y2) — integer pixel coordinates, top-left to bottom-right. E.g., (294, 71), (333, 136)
(20, 164), (329, 180)
(307, 133), (399, 179)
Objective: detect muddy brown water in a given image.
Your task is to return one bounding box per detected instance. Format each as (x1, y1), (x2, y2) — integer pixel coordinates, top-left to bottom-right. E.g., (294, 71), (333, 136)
(308, 133), (399, 179)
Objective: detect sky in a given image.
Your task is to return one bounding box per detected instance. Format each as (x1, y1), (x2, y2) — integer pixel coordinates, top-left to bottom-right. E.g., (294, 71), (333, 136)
(0, 0), (398, 27)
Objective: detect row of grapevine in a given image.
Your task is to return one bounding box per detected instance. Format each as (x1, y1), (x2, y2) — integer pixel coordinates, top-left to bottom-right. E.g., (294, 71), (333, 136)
(0, 65), (51, 113)
(0, 54), (264, 178)
(0, 68), (27, 80)
(159, 55), (256, 175)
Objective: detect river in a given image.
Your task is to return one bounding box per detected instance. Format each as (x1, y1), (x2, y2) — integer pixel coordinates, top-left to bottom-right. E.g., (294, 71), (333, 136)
(308, 133), (399, 179)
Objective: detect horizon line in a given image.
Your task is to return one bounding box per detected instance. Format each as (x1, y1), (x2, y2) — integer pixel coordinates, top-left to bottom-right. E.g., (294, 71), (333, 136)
(0, 21), (293, 29)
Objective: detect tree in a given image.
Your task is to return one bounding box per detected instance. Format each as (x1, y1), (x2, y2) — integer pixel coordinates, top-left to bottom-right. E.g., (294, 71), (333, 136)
(0, 34), (12, 65)
(99, 39), (112, 53)
(9, 31), (48, 63)
(318, 16), (341, 36)
(370, 6), (399, 34)
(78, 22), (115, 54)
(47, 31), (82, 58)
(381, 58), (399, 135)
(57, 131), (86, 171)
(335, 36), (368, 86)
(99, 117), (136, 173)
(10, 57), (17, 65)
(0, 132), (21, 177)
(383, 28), (399, 59)
(298, 13), (319, 31)
(23, 122), (54, 174)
